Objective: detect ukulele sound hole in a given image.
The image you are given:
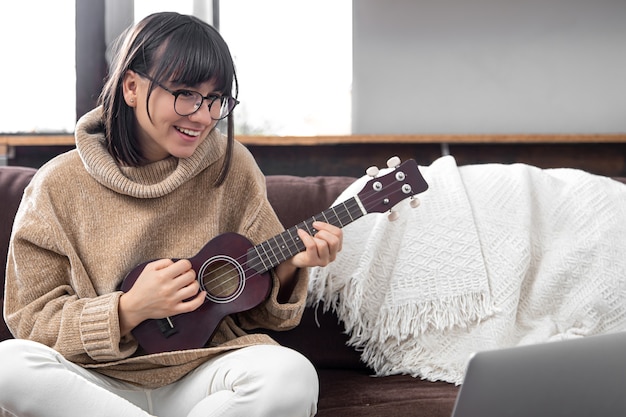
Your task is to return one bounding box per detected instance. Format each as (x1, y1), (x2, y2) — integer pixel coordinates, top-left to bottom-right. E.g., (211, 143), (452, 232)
(198, 256), (245, 304)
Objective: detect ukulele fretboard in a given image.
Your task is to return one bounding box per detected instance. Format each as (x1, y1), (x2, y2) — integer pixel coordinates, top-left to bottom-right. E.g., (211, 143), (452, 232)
(246, 196), (365, 273)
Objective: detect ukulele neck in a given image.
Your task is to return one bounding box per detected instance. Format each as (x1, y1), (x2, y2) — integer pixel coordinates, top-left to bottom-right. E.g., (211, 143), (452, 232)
(246, 195), (365, 273)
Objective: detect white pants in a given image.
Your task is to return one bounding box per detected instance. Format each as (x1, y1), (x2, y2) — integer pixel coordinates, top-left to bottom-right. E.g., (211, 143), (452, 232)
(0, 339), (318, 417)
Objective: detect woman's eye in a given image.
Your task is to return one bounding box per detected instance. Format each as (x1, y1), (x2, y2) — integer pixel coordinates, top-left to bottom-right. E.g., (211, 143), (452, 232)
(178, 90), (196, 98)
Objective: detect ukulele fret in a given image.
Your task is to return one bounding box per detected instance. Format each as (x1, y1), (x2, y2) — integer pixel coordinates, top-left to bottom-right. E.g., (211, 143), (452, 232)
(256, 239), (282, 271)
(333, 197), (365, 227)
(285, 227), (305, 253)
(260, 241), (279, 265)
(325, 206), (342, 227)
(301, 217), (316, 235)
(268, 235), (290, 263)
(277, 233), (295, 258)
(341, 198), (360, 223)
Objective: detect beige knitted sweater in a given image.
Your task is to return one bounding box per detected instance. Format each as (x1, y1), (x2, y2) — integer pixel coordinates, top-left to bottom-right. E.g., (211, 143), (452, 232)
(4, 107), (308, 388)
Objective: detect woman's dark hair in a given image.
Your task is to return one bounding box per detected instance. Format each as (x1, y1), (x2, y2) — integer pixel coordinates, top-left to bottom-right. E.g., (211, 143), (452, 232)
(98, 12), (238, 186)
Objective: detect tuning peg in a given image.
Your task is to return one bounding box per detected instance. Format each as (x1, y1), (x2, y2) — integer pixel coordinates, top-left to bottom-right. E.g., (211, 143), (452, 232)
(387, 156), (401, 168)
(410, 197), (421, 208)
(388, 210), (399, 222)
(366, 166), (380, 177)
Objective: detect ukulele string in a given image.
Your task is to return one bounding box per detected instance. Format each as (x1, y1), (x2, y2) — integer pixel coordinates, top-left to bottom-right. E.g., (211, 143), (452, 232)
(199, 177), (408, 294)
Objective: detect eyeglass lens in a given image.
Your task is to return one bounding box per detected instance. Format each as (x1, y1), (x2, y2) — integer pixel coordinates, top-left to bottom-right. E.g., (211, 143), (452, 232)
(174, 92), (235, 120)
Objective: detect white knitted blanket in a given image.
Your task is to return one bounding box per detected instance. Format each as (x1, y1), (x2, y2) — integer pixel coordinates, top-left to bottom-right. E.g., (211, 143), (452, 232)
(308, 156), (626, 384)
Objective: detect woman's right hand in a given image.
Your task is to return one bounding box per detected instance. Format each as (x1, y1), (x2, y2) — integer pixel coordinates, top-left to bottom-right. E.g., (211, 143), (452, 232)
(118, 259), (206, 337)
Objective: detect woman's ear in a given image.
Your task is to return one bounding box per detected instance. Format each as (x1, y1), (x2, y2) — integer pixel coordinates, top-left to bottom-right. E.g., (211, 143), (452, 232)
(122, 70), (139, 107)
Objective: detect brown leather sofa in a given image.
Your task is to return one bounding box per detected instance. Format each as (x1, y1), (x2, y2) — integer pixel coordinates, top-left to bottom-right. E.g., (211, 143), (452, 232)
(1, 164), (460, 416)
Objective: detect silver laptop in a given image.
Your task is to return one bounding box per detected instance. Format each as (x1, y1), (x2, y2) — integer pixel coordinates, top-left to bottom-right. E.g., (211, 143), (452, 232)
(451, 332), (626, 417)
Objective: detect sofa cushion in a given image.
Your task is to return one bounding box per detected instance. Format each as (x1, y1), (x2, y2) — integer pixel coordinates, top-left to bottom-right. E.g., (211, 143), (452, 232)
(265, 175), (357, 229)
(0, 166), (37, 341)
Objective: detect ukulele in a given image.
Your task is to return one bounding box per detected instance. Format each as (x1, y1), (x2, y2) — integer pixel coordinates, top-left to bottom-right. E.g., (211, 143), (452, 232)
(120, 157), (429, 354)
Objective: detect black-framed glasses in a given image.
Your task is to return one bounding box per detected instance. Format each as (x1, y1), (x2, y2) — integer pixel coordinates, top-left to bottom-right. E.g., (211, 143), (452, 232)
(135, 71), (239, 120)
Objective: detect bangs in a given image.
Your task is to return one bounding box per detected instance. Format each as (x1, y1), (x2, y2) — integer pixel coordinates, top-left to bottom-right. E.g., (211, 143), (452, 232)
(151, 19), (236, 95)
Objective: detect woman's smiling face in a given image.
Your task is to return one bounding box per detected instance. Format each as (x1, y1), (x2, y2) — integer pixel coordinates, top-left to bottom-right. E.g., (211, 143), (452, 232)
(123, 70), (219, 163)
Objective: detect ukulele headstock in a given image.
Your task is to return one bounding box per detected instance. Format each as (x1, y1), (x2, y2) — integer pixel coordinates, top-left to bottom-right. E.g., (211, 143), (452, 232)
(356, 157), (428, 219)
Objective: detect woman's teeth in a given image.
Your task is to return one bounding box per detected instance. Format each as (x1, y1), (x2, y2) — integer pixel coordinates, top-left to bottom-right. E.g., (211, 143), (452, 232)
(176, 127), (201, 137)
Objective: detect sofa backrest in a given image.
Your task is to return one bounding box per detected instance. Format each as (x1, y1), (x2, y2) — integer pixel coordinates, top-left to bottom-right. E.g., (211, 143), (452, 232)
(0, 166), (37, 340)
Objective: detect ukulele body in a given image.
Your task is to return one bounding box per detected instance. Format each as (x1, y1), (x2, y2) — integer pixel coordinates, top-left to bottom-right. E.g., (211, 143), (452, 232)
(120, 232), (272, 354)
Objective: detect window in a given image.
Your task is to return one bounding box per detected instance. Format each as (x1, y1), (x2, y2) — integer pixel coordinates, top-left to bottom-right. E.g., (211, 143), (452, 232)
(134, 0), (195, 20)
(219, 0), (352, 136)
(0, 0), (75, 133)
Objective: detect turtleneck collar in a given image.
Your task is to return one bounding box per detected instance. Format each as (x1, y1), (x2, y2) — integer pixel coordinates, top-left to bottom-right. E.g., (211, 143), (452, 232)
(74, 107), (226, 199)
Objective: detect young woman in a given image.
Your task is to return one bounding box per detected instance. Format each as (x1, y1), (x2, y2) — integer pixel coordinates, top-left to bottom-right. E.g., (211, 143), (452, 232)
(0, 12), (341, 417)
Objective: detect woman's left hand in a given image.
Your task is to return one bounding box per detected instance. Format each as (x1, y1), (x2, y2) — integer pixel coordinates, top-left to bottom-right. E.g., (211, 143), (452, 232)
(273, 221), (343, 303)
(291, 221), (343, 268)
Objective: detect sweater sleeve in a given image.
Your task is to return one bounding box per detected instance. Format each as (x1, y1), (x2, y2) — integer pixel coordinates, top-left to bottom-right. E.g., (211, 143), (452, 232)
(4, 179), (137, 363)
(79, 292), (137, 360)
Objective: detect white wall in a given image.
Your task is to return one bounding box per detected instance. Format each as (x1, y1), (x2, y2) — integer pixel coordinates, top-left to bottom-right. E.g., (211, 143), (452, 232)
(353, 0), (626, 134)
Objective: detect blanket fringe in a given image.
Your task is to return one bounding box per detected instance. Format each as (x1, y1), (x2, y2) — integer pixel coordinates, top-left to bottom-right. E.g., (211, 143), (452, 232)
(371, 292), (494, 343)
(360, 340), (466, 384)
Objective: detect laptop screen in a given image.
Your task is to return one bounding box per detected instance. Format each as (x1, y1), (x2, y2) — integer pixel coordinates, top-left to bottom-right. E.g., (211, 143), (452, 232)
(451, 332), (626, 417)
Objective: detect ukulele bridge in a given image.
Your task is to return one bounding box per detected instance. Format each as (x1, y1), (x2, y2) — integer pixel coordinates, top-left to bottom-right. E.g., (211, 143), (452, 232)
(198, 255), (246, 304)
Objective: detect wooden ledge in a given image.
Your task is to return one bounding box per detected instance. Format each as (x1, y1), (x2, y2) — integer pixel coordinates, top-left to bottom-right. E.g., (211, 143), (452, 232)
(0, 135), (76, 147)
(239, 133), (626, 146)
(1, 133), (625, 149)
